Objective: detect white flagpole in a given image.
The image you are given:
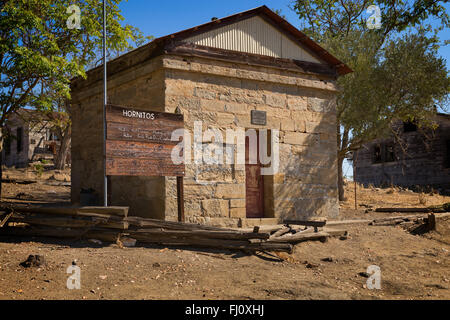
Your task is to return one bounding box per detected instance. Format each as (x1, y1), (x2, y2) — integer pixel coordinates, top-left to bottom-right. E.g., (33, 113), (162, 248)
(103, 0), (108, 206)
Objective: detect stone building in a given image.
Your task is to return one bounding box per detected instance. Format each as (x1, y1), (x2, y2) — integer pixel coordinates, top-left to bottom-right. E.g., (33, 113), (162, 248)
(2, 109), (60, 168)
(70, 6), (351, 226)
(354, 113), (450, 192)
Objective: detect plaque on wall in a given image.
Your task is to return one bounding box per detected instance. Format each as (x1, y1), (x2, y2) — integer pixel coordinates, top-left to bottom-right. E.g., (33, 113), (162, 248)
(251, 110), (267, 125)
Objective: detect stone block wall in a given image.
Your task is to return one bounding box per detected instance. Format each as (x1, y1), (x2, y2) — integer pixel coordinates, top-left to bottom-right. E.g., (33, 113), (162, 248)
(71, 57), (167, 217)
(71, 53), (340, 224)
(163, 55), (339, 225)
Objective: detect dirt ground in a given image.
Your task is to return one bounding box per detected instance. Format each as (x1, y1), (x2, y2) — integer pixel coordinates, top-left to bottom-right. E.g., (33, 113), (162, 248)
(0, 168), (449, 300)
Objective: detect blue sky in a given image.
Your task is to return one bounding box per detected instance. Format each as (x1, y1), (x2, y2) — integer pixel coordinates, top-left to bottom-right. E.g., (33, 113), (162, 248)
(118, 0), (449, 70)
(117, 1), (449, 179)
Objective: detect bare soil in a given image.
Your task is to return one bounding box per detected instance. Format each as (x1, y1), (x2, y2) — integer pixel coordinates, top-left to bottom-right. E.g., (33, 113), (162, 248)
(0, 169), (449, 300)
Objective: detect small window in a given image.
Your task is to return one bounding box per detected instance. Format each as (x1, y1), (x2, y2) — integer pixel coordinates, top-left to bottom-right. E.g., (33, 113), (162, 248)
(16, 127), (23, 153)
(403, 121), (417, 132)
(3, 135), (11, 155)
(373, 144), (382, 163)
(385, 144), (395, 162)
(445, 140), (450, 168)
(30, 139), (36, 145)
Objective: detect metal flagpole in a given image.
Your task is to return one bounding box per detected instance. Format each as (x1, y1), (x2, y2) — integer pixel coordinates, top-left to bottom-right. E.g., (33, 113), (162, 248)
(103, 0), (108, 207)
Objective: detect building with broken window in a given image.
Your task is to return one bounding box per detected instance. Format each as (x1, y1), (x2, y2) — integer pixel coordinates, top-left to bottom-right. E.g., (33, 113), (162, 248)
(2, 109), (63, 168)
(354, 113), (450, 192)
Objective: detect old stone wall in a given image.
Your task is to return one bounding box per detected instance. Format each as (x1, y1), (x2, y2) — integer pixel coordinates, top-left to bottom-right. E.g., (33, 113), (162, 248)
(2, 118), (30, 168)
(162, 55), (339, 226)
(71, 56), (167, 217)
(3, 115), (59, 168)
(71, 52), (340, 224)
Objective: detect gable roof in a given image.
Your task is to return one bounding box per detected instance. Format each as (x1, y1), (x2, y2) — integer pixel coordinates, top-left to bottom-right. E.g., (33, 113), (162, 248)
(73, 6), (352, 89)
(153, 5), (352, 75)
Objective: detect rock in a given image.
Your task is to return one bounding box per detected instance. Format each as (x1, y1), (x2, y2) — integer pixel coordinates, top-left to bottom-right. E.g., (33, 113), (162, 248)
(359, 272), (370, 278)
(321, 257), (334, 262)
(121, 237), (136, 247)
(88, 239), (102, 245)
(152, 262), (161, 268)
(305, 263), (319, 269)
(15, 192), (34, 199)
(20, 255), (45, 268)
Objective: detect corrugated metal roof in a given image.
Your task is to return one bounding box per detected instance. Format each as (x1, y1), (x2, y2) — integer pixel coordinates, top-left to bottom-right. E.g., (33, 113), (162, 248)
(185, 16), (321, 63)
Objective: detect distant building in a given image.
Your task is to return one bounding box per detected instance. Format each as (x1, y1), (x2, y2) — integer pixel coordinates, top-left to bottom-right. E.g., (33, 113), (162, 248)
(2, 109), (62, 168)
(354, 113), (450, 191)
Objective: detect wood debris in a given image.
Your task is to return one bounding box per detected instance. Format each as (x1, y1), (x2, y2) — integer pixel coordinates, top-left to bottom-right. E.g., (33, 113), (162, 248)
(0, 205), (300, 253)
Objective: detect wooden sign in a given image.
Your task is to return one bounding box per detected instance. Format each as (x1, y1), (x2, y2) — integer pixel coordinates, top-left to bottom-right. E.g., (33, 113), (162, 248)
(105, 104), (185, 177)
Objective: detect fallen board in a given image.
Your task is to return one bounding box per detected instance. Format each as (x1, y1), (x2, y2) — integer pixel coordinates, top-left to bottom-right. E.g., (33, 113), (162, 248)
(283, 220), (327, 227)
(375, 208), (431, 213)
(4, 206), (129, 218)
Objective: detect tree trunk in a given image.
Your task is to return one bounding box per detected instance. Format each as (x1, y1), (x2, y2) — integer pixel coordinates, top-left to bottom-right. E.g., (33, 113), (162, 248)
(337, 154), (346, 201)
(0, 135), (3, 199)
(54, 125), (71, 170)
(336, 121), (348, 202)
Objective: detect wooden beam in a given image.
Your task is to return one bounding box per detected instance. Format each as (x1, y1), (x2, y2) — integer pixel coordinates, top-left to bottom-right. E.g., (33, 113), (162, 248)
(4, 206), (129, 218)
(166, 43), (338, 77)
(177, 176), (185, 222)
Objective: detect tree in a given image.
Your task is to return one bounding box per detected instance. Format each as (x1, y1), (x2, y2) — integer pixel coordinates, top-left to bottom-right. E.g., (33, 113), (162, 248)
(0, 1), (151, 194)
(291, 0), (450, 200)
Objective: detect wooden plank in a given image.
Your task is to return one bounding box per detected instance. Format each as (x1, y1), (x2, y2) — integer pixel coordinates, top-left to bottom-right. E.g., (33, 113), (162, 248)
(284, 220), (327, 227)
(124, 216), (236, 232)
(105, 104), (185, 177)
(9, 214), (128, 230)
(4, 206), (128, 218)
(269, 227), (291, 239)
(375, 208), (431, 213)
(166, 43), (338, 77)
(128, 229), (270, 240)
(106, 140), (177, 160)
(177, 176), (185, 222)
(327, 219), (372, 226)
(106, 104), (183, 127)
(130, 234), (292, 253)
(0, 226), (121, 243)
(268, 229), (347, 243)
(0, 213), (13, 228)
(106, 157), (185, 177)
(107, 122), (178, 145)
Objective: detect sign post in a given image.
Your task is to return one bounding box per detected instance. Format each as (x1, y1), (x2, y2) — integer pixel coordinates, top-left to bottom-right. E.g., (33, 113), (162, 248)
(102, 0), (108, 206)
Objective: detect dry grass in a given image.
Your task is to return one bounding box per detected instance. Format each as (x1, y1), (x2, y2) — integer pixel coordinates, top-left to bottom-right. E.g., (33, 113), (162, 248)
(341, 180), (450, 209)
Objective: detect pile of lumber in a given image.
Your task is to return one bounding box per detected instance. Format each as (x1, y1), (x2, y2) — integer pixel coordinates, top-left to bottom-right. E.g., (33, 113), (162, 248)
(266, 219), (348, 243)
(0, 206), (299, 253)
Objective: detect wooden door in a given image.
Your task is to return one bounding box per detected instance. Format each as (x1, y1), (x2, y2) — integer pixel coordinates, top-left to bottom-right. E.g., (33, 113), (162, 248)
(245, 134), (264, 218)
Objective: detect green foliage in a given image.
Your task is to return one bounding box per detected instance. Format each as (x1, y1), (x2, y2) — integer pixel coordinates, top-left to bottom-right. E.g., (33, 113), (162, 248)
(443, 202), (450, 212)
(290, 0), (449, 200)
(290, 0), (449, 155)
(33, 162), (44, 177)
(0, 0), (151, 131)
